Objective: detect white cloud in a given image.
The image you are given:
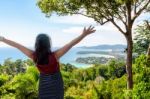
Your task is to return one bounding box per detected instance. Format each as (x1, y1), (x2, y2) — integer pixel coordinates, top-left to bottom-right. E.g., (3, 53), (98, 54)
(1, 13), (138, 48)
(62, 27), (83, 34)
(49, 15), (96, 25)
(60, 24), (126, 47)
(61, 22), (123, 35)
(0, 16), (128, 48)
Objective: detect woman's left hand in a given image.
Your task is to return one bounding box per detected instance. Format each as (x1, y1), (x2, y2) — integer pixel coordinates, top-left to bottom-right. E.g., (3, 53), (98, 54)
(82, 26), (96, 36)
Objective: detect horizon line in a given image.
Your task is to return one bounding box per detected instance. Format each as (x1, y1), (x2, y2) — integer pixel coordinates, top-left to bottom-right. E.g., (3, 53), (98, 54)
(0, 44), (127, 49)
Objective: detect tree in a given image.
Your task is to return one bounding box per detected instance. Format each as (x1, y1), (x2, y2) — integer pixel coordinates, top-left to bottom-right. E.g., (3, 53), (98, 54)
(133, 20), (150, 56)
(37, 0), (150, 90)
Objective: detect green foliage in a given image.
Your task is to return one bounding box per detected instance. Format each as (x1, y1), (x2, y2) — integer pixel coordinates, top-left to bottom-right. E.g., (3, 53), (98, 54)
(0, 59), (39, 99)
(11, 73), (38, 99)
(60, 63), (77, 72)
(132, 55), (150, 98)
(93, 73), (126, 98)
(37, 0), (150, 26)
(133, 55), (150, 73)
(0, 56), (150, 98)
(107, 59), (126, 79)
(24, 59), (35, 66)
(133, 22), (150, 55)
(95, 64), (108, 79)
(0, 74), (9, 87)
(37, 0), (121, 21)
(3, 58), (14, 67)
(26, 66), (39, 82)
(2, 58), (27, 75)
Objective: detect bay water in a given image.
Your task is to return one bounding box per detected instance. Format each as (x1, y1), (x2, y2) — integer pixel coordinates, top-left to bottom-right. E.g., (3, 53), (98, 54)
(0, 47), (114, 68)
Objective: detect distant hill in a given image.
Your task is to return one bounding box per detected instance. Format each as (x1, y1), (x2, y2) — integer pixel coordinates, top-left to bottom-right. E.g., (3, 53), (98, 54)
(79, 44), (127, 50)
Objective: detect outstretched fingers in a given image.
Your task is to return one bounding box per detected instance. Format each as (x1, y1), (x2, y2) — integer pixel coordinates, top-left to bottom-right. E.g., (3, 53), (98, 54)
(90, 29), (96, 33)
(88, 26), (96, 33)
(0, 36), (4, 41)
(82, 25), (96, 36)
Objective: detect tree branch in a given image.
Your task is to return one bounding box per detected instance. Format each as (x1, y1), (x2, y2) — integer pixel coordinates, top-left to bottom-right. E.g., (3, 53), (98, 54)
(145, 20), (150, 30)
(136, 0), (145, 8)
(115, 13), (127, 28)
(110, 18), (126, 35)
(98, 19), (110, 25)
(119, 6), (128, 25)
(134, 1), (137, 15)
(72, 12), (92, 18)
(132, 0), (150, 23)
(72, 12), (110, 25)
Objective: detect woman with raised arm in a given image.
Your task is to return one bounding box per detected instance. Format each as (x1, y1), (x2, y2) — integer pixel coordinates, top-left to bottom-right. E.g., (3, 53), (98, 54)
(0, 26), (96, 99)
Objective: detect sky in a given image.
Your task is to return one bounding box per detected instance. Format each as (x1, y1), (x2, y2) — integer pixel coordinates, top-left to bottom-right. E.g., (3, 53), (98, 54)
(0, 0), (149, 48)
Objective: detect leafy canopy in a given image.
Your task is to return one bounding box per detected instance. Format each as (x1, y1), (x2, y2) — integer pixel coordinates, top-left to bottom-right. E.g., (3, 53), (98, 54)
(38, 0), (150, 28)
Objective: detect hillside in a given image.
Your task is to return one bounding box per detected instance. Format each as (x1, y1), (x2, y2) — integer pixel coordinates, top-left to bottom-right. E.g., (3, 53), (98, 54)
(0, 55), (150, 99)
(80, 44), (127, 50)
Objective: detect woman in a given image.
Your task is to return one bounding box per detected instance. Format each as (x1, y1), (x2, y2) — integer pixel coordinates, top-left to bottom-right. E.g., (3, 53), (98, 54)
(0, 26), (96, 99)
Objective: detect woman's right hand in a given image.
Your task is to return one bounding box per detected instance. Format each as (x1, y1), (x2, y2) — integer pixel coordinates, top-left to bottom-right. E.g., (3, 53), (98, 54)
(0, 36), (4, 41)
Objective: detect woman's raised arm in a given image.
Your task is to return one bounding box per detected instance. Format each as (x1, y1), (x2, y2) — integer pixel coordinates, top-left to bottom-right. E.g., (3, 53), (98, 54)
(54, 26), (96, 60)
(0, 36), (34, 59)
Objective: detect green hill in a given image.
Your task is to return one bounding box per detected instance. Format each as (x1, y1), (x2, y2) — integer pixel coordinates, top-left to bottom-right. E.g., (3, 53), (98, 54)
(0, 55), (150, 99)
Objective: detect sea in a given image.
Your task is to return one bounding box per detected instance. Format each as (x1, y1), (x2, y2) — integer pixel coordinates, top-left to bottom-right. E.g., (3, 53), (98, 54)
(0, 47), (115, 68)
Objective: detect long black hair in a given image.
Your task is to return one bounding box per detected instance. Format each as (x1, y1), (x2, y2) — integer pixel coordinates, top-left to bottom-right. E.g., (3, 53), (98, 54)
(34, 34), (52, 65)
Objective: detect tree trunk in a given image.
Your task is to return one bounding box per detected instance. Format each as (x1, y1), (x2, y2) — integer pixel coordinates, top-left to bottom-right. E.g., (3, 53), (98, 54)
(125, 0), (133, 90)
(125, 34), (133, 90)
(146, 21), (150, 56)
(147, 44), (150, 56)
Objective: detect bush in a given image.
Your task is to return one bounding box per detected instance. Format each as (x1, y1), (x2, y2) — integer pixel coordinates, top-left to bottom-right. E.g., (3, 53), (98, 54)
(132, 55), (150, 98)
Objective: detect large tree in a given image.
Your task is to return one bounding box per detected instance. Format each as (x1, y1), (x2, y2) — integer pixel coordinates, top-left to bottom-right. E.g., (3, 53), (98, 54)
(37, 0), (150, 89)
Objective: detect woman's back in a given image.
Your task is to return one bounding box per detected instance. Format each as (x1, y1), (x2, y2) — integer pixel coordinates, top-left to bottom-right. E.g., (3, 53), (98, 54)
(33, 52), (60, 74)
(33, 52), (64, 99)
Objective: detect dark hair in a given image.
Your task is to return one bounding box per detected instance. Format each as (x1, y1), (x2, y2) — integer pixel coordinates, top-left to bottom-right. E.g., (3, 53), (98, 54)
(34, 34), (52, 65)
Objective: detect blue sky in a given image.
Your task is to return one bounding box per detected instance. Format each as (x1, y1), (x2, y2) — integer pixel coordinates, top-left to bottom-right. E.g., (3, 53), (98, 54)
(0, 0), (149, 48)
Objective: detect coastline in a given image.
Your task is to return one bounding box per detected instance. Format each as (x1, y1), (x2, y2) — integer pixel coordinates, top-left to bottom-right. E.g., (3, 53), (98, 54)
(0, 46), (125, 68)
